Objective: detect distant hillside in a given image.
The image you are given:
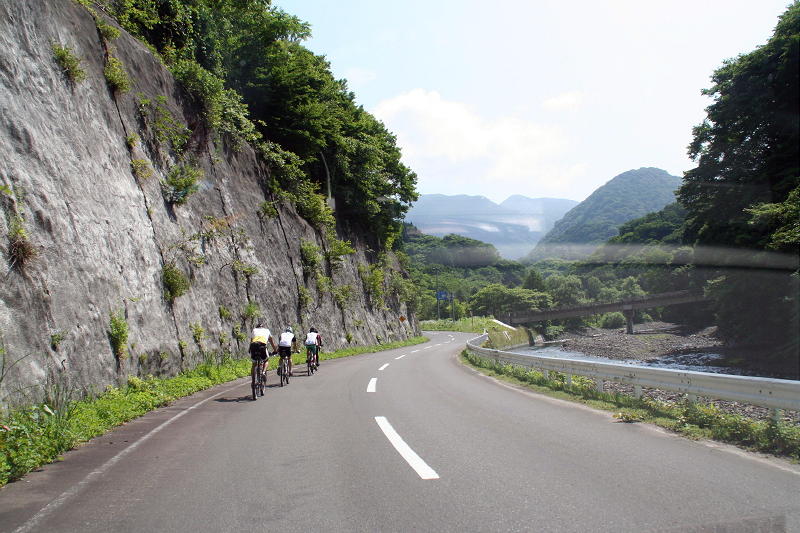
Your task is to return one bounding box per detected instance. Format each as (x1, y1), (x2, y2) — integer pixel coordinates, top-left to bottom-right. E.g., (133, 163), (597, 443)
(404, 194), (577, 259)
(525, 167), (681, 261)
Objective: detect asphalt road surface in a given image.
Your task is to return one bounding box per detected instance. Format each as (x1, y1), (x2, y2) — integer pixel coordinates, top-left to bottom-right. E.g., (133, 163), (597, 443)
(2, 332), (799, 532)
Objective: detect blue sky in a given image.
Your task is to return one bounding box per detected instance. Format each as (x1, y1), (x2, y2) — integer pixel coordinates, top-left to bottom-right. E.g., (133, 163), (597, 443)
(274, 0), (791, 203)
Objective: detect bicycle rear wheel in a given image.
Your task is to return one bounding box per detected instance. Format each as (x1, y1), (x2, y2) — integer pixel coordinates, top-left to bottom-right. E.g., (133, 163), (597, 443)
(259, 363), (266, 396)
(251, 365), (258, 401)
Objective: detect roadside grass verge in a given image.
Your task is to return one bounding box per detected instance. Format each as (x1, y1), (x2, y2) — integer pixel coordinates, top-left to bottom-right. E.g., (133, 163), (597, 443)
(421, 316), (504, 333)
(0, 336), (428, 487)
(461, 351), (800, 461)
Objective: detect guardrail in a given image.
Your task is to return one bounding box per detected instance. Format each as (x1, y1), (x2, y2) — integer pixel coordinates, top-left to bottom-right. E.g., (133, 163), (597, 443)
(466, 335), (800, 415)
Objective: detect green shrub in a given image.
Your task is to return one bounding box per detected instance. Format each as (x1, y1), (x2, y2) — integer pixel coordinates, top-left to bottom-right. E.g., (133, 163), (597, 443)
(137, 94), (190, 153)
(190, 323), (205, 346)
(126, 133), (139, 149)
(8, 216), (36, 268)
(298, 286), (311, 309)
(358, 263), (385, 307)
(161, 164), (202, 205)
(299, 240), (322, 275)
(332, 284), (353, 309)
(130, 159), (153, 180)
(242, 301), (260, 321)
(316, 275), (332, 294)
(50, 332), (66, 351)
(258, 201), (278, 220)
(231, 260), (258, 278)
(95, 19), (120, 41)
(325, 232), (355, 270)
(108, 310), (129, 359)
(104, 55), (130, 93)
(52, 43), (86, 83)
(162, 263), (190, 302)
(218, 305), (232, 321)
(600, 312), (626, 329)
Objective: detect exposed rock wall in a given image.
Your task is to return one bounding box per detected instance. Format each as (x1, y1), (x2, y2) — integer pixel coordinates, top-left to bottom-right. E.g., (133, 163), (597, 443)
(0, 0), (417, 405)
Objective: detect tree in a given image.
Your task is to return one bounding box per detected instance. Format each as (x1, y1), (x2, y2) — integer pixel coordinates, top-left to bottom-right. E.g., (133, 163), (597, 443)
(677, 3), (799, 370)
(522, 269), (546, 291)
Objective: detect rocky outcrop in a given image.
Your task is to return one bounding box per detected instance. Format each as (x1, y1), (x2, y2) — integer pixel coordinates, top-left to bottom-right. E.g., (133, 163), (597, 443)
(0, 0), (417, 405)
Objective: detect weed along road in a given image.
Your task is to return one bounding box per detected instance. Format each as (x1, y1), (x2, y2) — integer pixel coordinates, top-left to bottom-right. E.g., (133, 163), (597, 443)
(2, 332), (799, 532)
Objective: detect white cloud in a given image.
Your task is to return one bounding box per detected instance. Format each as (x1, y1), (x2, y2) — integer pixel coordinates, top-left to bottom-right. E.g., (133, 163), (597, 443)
(342, 67), (377, 90)
(542, 91), (584, 112)
(372, 89), (587, 201)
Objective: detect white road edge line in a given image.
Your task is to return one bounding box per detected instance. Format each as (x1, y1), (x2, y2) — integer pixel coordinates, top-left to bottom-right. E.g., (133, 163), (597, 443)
(374, 416), (439, 480)
(367, 377), (377, 392)
(394, 353), (407, 360)
(379, 363), (389, 371)
(12, 380), (245, 533)
(410, 349), (419, 353)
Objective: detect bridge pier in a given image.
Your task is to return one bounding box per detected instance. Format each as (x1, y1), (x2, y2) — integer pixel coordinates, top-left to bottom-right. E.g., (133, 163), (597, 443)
(623, 308), (634, 334)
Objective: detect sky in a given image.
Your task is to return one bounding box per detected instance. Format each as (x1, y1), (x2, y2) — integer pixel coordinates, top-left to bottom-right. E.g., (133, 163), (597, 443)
(274, 0), (791, 204)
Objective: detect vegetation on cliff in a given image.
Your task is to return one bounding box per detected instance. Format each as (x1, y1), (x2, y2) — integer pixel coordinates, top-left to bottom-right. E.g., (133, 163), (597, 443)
(79, 0), (417, 247)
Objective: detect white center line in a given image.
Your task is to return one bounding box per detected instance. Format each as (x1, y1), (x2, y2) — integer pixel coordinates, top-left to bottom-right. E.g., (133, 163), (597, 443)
(374, 416), (439, 480)
(394, 354), (407, 360)
(379, 363), (389, 371)
(367, 377), (377, 392)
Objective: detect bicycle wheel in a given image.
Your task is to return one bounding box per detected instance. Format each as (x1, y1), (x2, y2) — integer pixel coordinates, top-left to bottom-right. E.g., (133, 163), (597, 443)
(251, 364), (258, 401)
(259, 364), (266, 396)
(307, 352), (314, 375)
(280, 358), (287, 387)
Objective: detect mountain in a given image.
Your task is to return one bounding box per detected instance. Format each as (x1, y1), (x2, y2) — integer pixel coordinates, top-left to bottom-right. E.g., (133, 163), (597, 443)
(525, 167), (682, 261)
(404, 194), (577, 259)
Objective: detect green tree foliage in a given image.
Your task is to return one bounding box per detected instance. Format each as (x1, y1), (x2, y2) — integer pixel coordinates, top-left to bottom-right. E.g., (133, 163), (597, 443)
(93, 0), (416, 246)
(470, 284), (551, 318)
(677, 3), (799, 367)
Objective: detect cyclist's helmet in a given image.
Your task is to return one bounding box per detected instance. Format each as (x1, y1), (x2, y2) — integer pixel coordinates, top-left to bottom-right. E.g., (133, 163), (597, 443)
(285, 326), (293, 333)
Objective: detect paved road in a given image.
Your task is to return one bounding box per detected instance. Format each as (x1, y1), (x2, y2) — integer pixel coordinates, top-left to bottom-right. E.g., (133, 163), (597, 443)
(2, 332), (799, 532)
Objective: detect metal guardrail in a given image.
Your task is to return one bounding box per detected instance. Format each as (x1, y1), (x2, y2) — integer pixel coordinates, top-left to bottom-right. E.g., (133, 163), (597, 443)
(466, 335), (800, 413)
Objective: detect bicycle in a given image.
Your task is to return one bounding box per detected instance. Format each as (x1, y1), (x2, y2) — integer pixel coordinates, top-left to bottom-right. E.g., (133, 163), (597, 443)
(251, 357), (267, 400)
(278, 354), (290, 387)
(306, 344), (317, 376)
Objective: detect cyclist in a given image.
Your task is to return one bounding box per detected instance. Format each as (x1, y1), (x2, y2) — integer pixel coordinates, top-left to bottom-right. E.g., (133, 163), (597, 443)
(304, 327), (323, 369)
(277, 326), (298, 376)
(249, 322), (276, 381)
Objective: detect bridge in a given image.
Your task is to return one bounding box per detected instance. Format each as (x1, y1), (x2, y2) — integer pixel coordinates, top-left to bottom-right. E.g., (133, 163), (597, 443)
(505, 290), (708, 333)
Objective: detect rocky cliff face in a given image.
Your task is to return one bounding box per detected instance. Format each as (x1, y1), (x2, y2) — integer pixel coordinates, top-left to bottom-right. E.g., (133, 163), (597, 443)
(0, 0), (417, 405)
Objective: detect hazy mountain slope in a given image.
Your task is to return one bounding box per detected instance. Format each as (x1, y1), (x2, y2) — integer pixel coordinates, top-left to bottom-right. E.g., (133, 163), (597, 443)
(404, 194), (577, 259)
(525, 168), (681, 261)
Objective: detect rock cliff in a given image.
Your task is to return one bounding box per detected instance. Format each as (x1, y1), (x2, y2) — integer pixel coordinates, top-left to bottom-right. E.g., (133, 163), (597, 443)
(0, 0), (417, 405)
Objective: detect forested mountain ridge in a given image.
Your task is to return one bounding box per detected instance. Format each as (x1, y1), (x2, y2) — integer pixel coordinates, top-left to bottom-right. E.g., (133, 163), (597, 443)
(0, 0), (419, 404)
(404, 194), (577, 260)
(525, 167), (681, 261)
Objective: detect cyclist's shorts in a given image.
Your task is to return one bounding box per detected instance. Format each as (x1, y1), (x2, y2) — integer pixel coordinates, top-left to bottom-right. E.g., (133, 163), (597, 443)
(305, 343), (318, 355)
(249, 341), (268, 361)
(278, 346), (292, 357)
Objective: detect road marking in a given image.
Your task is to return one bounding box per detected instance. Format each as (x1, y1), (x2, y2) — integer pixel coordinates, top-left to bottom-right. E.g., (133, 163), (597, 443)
(434, 343), (442, 346)
(12, 380), (245, 533)
(379, 363), (389, 371)
(410, 349), (419, 353)
(395, 354), (407, 360)
(374, 417), (439, 480)
(367, 377), (377, 392)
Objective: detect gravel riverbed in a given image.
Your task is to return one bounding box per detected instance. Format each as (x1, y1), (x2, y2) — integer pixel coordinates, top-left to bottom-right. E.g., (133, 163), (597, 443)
(549, 322), (800, 425)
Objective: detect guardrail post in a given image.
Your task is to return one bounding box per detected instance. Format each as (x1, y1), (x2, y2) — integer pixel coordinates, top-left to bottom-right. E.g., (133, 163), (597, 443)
(596, 379), (604, 393)
(543, 369), (549, 380)
(634, 385), (642, 399)
(566, 374), (572, 387)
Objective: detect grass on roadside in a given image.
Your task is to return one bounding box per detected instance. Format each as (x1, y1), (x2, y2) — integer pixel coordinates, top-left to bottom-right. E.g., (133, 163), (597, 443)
(0, 335), (428, 487)
(461, 351), (800, 461)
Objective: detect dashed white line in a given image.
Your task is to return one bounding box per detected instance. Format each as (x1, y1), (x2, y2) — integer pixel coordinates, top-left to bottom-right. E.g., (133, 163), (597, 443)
(379, 363), (389, 371)
(410, 349), (419, 353)
(367, 377), (377, 392)
(374, 416), (439, 480)
(394, 354), (407, 360)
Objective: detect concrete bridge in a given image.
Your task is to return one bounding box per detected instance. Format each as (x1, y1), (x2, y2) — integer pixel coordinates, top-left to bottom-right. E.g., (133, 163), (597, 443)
(506, 290), (708, 333)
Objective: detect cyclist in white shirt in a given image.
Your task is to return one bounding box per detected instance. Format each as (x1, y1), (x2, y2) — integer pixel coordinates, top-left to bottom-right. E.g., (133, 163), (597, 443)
(304, 327), (323, 370)
(277, 326), (298, 376)
(249, 323), (277, 380)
